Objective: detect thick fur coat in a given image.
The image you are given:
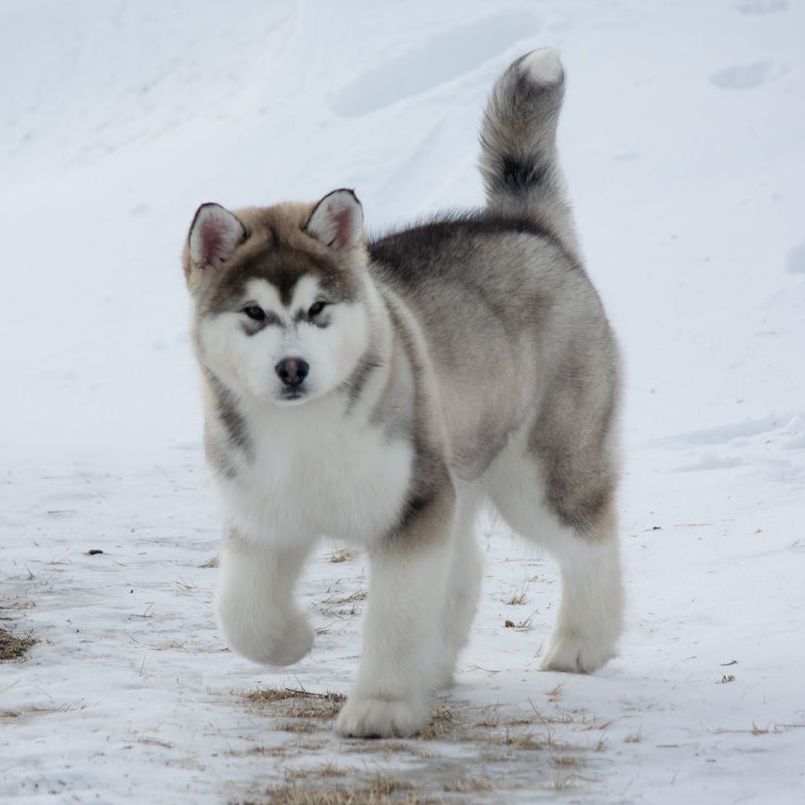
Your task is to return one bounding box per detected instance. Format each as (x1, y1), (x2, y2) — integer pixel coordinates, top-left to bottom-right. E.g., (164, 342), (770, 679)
(183, 49), (623, 738)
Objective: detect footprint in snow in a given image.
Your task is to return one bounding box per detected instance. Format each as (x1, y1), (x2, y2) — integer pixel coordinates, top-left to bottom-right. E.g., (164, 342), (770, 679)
(710, 60), (784, 90)
(331, 9), (536, 117)
(785, 239), (805, 275)
(674, 454), (744, 473)
(733, 0), (788, 14)
(659, 414), (787, 448)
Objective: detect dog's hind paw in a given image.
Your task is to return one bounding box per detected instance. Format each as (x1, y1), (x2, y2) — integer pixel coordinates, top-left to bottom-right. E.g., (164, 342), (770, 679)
(335, 696), (429, 739)
(539, 631), (616, 674)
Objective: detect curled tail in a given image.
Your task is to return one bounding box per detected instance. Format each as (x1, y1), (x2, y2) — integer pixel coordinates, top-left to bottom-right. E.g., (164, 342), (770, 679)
(479, 48), (580, 259)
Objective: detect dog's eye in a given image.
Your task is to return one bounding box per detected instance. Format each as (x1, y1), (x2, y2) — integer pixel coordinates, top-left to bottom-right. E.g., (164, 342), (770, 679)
(242, 305), (266, 322)
(308, 301), (328, 318)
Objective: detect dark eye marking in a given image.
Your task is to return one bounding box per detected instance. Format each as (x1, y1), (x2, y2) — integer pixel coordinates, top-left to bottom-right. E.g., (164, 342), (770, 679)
(240, 306), (281, 332)
(242, 305), (266, 322)
(291, 301), (332, 326)
(307, 300), (328, 318)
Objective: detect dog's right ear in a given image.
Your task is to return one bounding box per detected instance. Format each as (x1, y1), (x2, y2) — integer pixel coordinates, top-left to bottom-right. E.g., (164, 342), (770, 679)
(187, 203), (246, 270)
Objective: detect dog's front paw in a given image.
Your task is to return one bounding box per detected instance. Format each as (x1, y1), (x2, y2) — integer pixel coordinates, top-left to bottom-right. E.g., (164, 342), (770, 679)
(539, 630), (615, 674)
(217, 601), (314, 667)
(262, 611), (315, 666)
(334, 696), (429, 738)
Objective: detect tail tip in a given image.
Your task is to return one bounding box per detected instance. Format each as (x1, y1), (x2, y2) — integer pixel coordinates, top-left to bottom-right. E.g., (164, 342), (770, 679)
(520, 48), (563, 86)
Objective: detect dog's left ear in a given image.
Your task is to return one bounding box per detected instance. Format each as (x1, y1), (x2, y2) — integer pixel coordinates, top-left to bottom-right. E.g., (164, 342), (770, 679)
(305, 189), (364, 250)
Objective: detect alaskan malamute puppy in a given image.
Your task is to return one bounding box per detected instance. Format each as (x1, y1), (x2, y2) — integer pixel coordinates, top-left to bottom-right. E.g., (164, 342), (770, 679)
(183, 49), (622, 738)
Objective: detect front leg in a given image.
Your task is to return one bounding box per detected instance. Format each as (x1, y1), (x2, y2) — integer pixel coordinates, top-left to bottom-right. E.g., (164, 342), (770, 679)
(335, 492), (454, 738)
(216, 530), (314, 666)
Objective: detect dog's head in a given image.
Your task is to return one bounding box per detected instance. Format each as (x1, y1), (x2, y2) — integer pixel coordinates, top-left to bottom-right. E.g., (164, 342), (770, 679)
(184, 189), (372, 406)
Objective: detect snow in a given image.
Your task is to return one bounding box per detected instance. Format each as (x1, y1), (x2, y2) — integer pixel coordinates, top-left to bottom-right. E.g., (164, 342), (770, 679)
(2, 0), (804, 802)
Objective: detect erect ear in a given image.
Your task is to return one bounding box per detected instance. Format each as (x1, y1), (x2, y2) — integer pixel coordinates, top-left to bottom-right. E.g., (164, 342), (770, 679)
(188, 203), (246, 269)
(305, 189), (364, 250)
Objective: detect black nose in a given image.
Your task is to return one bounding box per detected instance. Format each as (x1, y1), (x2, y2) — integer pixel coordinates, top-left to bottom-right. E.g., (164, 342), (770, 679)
(275, 357), (309, 387)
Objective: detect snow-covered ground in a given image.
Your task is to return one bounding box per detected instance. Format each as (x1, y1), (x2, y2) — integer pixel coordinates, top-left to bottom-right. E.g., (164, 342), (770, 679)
(2, 1), (804, 802)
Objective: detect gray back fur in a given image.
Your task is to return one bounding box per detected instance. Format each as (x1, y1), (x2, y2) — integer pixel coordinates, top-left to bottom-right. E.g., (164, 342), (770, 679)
(369, 50), (621, 535)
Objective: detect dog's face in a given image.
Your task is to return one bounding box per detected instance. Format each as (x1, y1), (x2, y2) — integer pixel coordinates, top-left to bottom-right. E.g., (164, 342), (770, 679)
(185, 190), (371, 406)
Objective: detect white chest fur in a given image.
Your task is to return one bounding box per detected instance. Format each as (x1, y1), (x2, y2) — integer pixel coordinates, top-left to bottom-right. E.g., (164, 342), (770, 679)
(212, 395), (413, 548)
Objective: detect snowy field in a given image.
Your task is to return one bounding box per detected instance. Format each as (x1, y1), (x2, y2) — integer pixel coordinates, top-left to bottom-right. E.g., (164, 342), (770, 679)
(2, 0), (805, 802)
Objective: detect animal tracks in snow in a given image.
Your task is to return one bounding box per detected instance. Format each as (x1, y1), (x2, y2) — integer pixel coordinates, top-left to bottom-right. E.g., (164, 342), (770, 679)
(674, 454), (745, 473)
(733, 0), (789, 14)
(785, 239), (805, 274)
(331, 10), (536, 117)
(710, 59), (786, 90)
(661, 414), (791, 447)
(654, 413), (805, 478)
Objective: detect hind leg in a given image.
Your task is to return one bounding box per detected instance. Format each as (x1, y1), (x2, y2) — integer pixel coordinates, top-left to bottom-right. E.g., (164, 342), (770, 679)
(435, 490), (483, 688)
(484, 442), (623, 674)
(538, 511), (622, 672)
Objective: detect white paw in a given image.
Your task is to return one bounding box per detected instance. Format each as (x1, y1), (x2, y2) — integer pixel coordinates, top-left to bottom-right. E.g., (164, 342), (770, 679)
(521, 48), (563, 85)
(217, 603), (314, 667)
(539, 630), (615, 674)
(334, 696), (430, 738)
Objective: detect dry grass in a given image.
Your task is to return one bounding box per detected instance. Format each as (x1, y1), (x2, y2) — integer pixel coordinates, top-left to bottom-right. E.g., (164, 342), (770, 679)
(503, 717), (536, 728)
(489, 724), (583, 756)
(442, 776), (494, 793)
(491, 700), (593, 730)
(505, 582), (528, 606)
(0, 710), (23, 720)
(234, 694), (605, 803)
(425, 700), (601, 756)
(138, 737), (174, 749)
(709, 721), (797, 737)
(328, 548), (359, 563)
(323, 590), (367, 605)
(276, 721), (318, 734)
(500, 730), (555, 751)
(553, 755), (580, 768)
(0, 706), (61, 721)
(226, 745), (289, 759)
(243, 687), (345, 705)
(155, 639), (189, 652)
(0, 627), (35, 661)
(546, 684), (564, 702)
(526, 707), (575, 727)
(242, 687), (346, 720)
(418, 705), (457, 741)
(250, 774), (425, 805)
(474, 707), (501, 729)
(0, 600), (34, 614)
(284, 764), (348, 782)
(199, 556), (219, 568)
(342, 740), (428, 758)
